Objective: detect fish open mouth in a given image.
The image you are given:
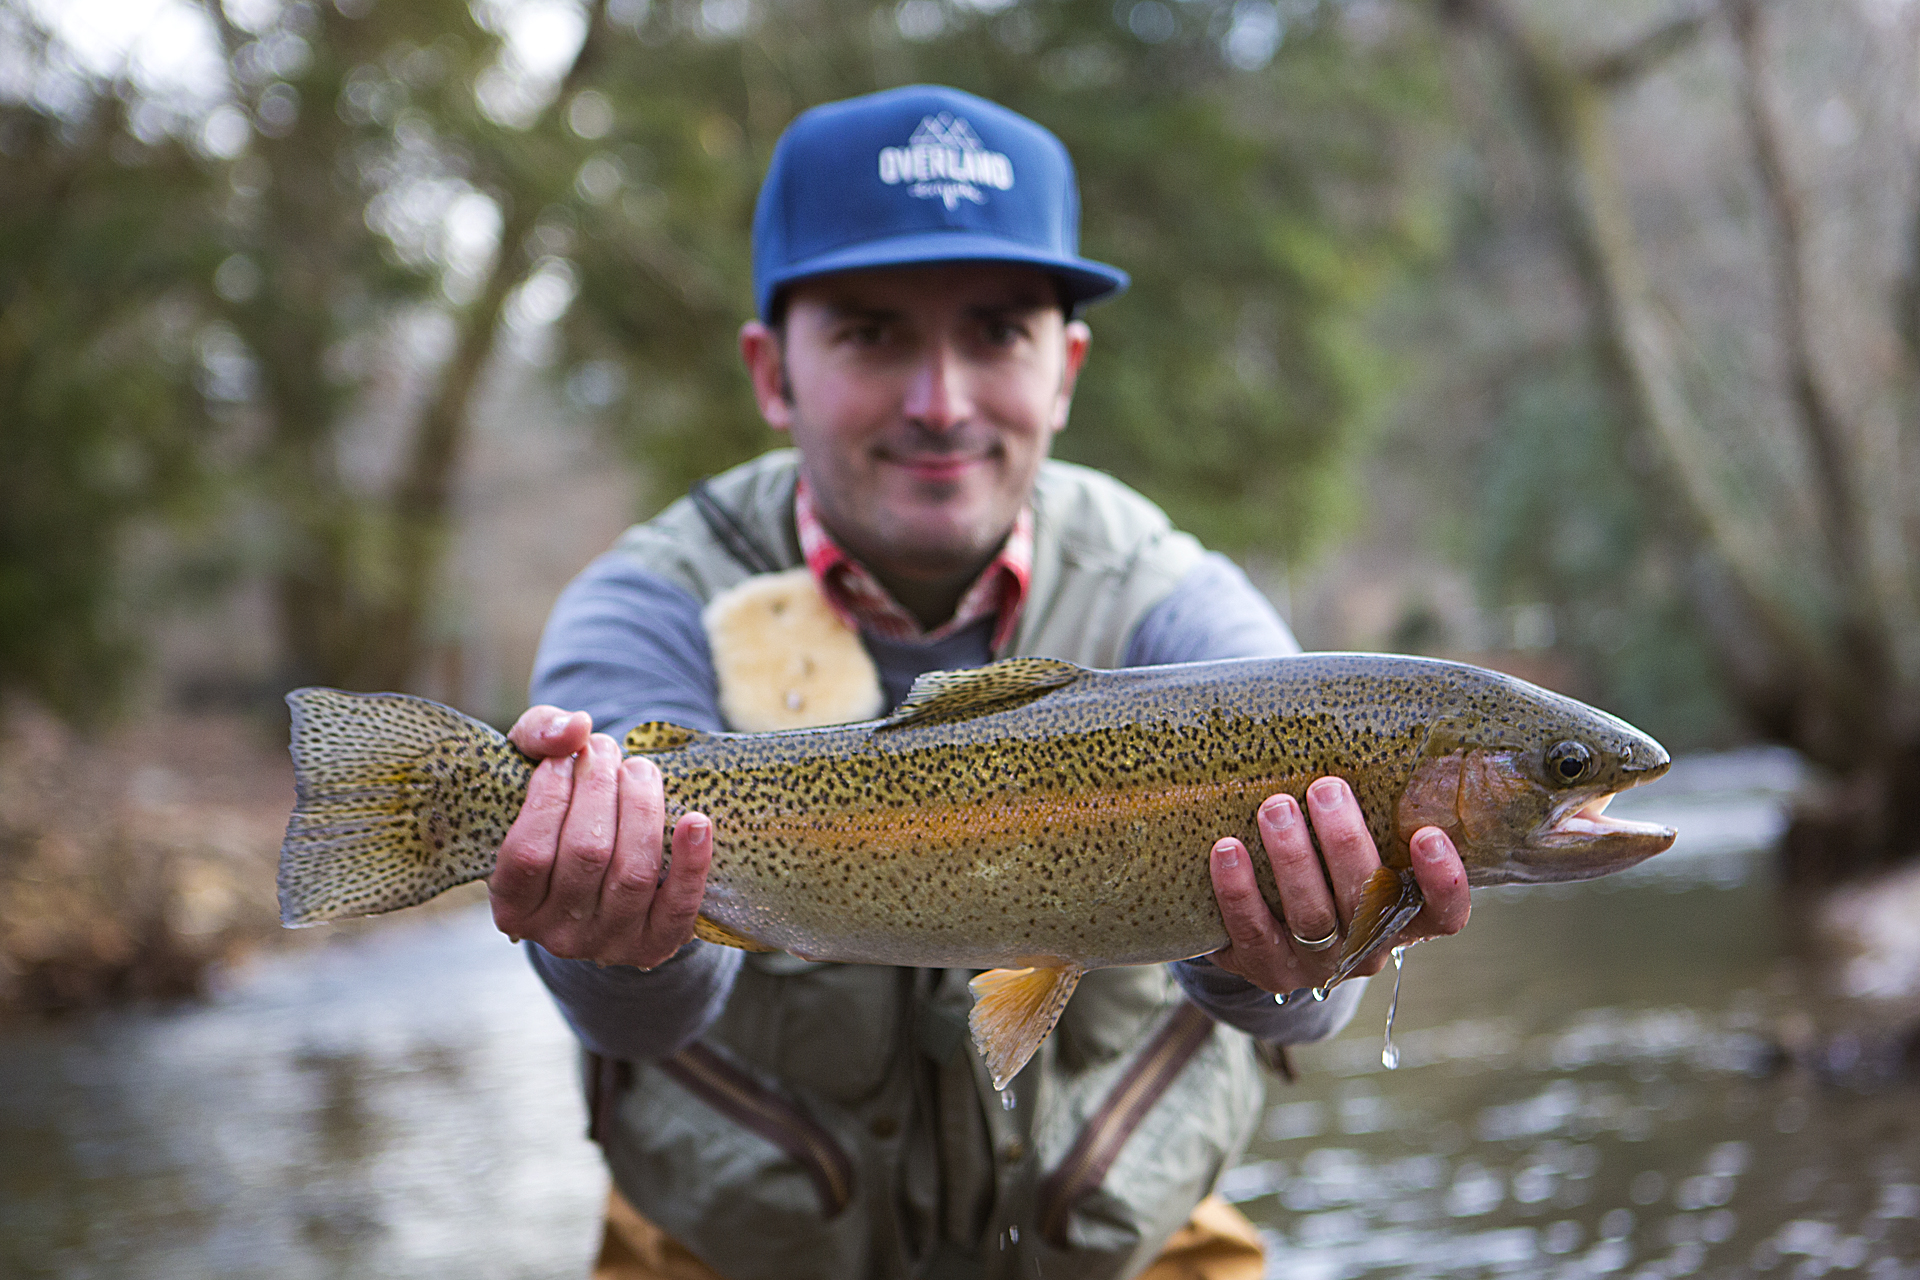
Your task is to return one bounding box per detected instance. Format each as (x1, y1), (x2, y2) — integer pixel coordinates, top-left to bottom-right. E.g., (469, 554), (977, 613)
(1520, 788), (1678, 882)
(1546, 792), (1676, 842)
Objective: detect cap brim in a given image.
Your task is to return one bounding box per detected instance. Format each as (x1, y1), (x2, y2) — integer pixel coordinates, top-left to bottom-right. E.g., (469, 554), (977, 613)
(761, 231), (1129, 317)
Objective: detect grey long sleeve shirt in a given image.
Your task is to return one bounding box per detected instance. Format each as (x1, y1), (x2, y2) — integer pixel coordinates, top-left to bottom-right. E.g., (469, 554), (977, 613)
(525, 550), (1365, 1062)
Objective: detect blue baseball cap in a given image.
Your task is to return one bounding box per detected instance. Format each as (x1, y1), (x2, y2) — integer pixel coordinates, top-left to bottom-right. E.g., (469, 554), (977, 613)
(751, 85), (1129, 320)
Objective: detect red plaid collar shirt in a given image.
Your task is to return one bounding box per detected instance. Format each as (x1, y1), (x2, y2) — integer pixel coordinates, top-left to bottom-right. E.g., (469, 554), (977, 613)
(793, 477), (1032, 652)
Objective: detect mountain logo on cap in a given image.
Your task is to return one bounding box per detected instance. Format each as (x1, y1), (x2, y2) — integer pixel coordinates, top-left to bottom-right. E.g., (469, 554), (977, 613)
(876, 112), (1015, 210)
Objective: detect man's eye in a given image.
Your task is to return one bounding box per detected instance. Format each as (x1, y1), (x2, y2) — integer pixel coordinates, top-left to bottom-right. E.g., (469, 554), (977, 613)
(984, 321), (1025, 345)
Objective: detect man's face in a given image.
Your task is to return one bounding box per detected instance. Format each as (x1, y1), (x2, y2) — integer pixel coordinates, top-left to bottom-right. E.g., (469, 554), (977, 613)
(740, 263), (1090, 589)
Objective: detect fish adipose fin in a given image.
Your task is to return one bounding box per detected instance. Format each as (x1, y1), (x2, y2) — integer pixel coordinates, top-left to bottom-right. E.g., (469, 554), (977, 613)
(279, 689), (531, 926)
(879, 657), (1084, 731)
(1329, 866), (1425, 986)
(625, 722), (707, 753)
(693, 914), (777, 952)
(968, 963), (1085, 1090)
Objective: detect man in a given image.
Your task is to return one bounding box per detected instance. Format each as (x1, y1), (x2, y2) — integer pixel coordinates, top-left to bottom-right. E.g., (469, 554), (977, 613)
(492, 85), (1469, 1280)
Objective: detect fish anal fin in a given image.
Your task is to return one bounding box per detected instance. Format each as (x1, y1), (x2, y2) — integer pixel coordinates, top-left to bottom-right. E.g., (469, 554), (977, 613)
(693, 914), (776, 952)
(625, 722), (706, 754)
(967, 963), (1084, 1090)
(1329, 866), (1424, 986)
(880, 658), (1083, 732)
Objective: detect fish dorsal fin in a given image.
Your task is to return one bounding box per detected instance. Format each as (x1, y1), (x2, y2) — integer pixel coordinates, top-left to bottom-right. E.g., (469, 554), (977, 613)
(625, 721), (706, 754)
(968, 963), (1084, 1090)
(693, 913), (777, 953)
(879, 657), (1083, 731)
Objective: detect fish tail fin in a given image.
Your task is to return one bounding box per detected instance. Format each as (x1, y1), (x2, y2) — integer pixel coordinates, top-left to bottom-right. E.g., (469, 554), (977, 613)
(278, 688), (532, 926)
(1330, 866), (1424, 985)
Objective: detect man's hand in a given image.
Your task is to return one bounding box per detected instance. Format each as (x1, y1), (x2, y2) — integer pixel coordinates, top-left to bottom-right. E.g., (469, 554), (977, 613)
(1207, 777), (1470, 994)
(488, 706), (714, 969)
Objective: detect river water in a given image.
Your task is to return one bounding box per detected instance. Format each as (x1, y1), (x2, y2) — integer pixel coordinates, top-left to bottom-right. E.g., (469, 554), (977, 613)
(3, 750), (1916, 1279)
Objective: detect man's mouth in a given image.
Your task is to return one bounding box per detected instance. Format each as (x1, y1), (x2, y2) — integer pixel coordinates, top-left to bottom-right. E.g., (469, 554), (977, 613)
(885, 452), (988, 482)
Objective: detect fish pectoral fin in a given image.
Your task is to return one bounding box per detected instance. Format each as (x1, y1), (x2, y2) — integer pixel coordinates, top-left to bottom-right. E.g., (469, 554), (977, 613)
(878, 658), (1084, 731)
(625, 721), (706, 754)
(967, 963), (1084, 1090)
(1330, 866), (1425, 985)
(692, 914), (777, 952)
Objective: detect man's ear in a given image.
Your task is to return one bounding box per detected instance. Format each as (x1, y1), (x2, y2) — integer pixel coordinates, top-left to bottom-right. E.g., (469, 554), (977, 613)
(739, 320), (794, 431)
(1050, 319), (1093, 433)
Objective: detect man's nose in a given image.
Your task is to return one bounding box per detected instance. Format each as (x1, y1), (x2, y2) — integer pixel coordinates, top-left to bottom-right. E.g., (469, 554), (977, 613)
(901, 342), (971, 430)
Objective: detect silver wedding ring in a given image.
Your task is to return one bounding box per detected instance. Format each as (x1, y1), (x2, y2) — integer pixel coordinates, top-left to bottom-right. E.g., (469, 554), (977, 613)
(1288, 924), (1340, 952)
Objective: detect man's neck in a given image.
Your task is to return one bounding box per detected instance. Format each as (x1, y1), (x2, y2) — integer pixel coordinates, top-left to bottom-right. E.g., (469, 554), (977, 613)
(864, 562), (988, 632)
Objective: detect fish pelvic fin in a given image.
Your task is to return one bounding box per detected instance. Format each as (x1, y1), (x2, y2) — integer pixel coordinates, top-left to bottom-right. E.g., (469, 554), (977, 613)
(625, 721), (707, 753)
(692, 913), (777, 952)
(879, 657), (1084, 732)
(968, 963), (1084, 1090)
(1329, 866), (1425, 985)
(278, 688), (532, 926)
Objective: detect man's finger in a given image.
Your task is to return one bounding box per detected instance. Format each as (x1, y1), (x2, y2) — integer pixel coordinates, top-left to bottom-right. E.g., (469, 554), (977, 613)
(1208, 836), (1292, 991)
(543, 734), (623, 923)
(637, 813), (713, 967)
(596, 756), (667, 931)
(490, 753), (574, 926)
(509, 706), (592, 759)
(1255, 793), (1340, 951)
(1304, 777), (1379, 922)
(1407, 826), (1470, 938)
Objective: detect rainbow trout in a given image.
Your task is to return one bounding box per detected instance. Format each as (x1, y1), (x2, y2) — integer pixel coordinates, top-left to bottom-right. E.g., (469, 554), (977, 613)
(279, 654), (1675, 1086)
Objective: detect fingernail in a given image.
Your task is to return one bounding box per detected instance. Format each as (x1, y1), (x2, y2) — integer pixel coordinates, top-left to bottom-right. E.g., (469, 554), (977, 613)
(1309, 777), (1345, 805)
(1213, 838), (1239, 869)
(1263, 794), (1296, 827)
(686, 814), (710, 843)
(1413, 829), (1443, 859)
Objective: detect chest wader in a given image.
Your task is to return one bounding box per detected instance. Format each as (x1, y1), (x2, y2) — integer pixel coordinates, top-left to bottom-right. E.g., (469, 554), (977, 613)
(582, 452), (1269, 1280)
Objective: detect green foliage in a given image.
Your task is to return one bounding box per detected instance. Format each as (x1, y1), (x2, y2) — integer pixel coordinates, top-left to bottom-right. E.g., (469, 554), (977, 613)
(556, 0), (1448, 557)
(0, 87), (219, 720)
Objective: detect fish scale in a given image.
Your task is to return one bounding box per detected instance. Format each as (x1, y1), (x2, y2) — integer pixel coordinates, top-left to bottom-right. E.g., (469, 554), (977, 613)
(276, 652), (1676, 1087)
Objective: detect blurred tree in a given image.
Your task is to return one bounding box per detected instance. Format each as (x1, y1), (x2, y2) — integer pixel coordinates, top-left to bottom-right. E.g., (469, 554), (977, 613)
(0, 7), (221, 721)
(552, 0), (1449, 560)
(192, 0), (612, 692)
(1440, 0), (1920, 876)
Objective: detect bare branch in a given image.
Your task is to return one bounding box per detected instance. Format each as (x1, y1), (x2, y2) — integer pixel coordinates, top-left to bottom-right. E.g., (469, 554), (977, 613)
(1578, 2), (1715, 90)
(1722, 0), (1896, 708)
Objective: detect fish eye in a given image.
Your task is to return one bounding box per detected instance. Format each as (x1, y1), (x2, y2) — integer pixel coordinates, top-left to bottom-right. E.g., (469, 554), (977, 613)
(1547, 741), (1594, 785)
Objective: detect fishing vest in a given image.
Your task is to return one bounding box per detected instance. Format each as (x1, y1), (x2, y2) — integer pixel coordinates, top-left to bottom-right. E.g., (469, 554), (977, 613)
(589, 450), (1266, 1280)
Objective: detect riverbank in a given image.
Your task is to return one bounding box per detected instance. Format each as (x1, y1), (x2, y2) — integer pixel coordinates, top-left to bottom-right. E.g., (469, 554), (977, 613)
(0, 703), (293, 1016)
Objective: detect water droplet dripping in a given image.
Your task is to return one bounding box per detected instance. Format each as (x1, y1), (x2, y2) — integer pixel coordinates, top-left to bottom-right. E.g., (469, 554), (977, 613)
(1009, 1225), (1020, 1243)
(1310, 985), (1329, 1002)
(1273, 990), (1288, 1006)
(1000, 1088), (1017, 1111)
(1381, 945), (1407, 1070)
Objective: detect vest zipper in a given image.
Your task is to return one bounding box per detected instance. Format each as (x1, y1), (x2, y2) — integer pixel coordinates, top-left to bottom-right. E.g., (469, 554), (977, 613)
(661, 1042), (857, 1218)
(1036, 1002), (1215, 1247)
